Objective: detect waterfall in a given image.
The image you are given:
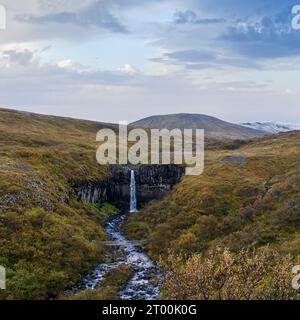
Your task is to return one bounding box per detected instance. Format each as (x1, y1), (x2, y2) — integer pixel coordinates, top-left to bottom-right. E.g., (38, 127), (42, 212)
(130, 170), (138, 213)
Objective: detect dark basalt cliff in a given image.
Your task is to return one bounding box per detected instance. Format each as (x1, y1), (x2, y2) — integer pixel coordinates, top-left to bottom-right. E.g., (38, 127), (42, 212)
(76, 165), (185, 210)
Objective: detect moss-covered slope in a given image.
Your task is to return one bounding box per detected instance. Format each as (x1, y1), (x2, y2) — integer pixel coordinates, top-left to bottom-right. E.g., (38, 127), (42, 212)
(125, 131), (300, 261)
(0, 108), (117, 299)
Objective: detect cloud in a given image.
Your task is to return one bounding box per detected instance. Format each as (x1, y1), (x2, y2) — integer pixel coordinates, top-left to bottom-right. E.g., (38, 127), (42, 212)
(0, 0), (299, 123)
(166, 50), (216, 62)
(2, 49), (35, 66)
(191, 0), (295, 15)
(157, 50), (262, 69)
(0, 47), (143, 88)
(173, 10), (225, 25)
(119, 64), (138, 74)
(221, 9), (300, 58)
(150, 1), (300, 69)
(18, 0), (127, 33)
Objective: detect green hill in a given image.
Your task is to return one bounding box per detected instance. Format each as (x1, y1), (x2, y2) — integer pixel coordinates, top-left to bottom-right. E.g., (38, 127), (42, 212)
(131, 113), (266, 139)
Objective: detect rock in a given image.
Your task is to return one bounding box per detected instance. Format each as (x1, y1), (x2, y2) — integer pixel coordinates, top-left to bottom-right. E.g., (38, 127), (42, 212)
(220, 155), (246, 165)
(75, 165), (185, 210)
(244, 209), (254, 222)
(288, 199), (300, 208)
(240, 188), (259, 197)
(1, 191), (54, 212)
(13, 162), (33, 173)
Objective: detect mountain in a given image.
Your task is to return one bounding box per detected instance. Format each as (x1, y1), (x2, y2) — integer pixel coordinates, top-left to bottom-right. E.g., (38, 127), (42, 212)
(131, 114), (266, 140)
(241, 121), (300, 134)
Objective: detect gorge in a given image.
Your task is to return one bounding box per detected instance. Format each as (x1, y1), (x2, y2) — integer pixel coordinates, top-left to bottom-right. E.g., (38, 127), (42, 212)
(71, 164), (185, 299)
(76, 164), (185, 210)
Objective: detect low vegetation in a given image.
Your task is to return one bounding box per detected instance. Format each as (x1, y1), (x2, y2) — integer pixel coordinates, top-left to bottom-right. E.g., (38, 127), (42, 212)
(160, 247), (299, 300)
(1, 108), (300, 300)
(60, 265), (133, 300)
(125, 131), (300, 299)
(0, 109), (117, 299)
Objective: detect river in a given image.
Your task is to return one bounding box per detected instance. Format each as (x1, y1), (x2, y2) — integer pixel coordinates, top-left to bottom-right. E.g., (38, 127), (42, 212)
(70, 213), (161, 300)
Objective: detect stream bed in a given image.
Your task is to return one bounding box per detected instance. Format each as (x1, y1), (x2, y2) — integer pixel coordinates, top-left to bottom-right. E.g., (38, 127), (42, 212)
(71, 214), (161, 300)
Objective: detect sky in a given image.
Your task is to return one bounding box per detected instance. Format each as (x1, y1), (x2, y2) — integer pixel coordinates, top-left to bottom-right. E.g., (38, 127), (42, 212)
(0, 0), (300, 124)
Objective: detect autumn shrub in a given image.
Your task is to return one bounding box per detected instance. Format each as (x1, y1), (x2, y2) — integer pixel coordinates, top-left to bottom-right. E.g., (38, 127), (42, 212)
(0, 205), (111, 300)
(160, 247), (299, 300)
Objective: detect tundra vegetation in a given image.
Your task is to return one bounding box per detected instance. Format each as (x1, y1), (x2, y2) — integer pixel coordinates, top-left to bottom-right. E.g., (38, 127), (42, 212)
(160, 247), (298, 300)
(1, 108), (300, 299)
(125, 131), (300, 300)
(0, 109), (118, 299)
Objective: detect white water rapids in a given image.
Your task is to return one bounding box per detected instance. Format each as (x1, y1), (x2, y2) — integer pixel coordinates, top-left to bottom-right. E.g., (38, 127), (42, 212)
(71, 214), (161, 300)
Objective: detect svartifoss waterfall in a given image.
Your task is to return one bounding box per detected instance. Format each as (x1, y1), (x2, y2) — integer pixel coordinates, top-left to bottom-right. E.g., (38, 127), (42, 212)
(130, 170), (138, 213)
(70, 168), (162, 300)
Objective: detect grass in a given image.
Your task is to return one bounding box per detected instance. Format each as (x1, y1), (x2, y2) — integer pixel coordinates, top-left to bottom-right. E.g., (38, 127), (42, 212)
(0, 108), (118, 300)
(125, 131), (300, 263)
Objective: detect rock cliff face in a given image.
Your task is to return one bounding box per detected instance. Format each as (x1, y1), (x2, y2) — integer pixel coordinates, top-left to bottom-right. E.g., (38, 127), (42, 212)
(76, 165), (185, 211)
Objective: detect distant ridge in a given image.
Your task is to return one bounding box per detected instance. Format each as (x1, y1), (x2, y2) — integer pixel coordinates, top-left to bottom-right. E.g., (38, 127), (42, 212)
(131, 114), (266, 140)
(241, 121), (300, 134)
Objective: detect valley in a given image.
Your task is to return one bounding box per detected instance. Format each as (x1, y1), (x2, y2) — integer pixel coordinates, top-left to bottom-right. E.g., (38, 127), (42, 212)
(1, 108), (300, 300)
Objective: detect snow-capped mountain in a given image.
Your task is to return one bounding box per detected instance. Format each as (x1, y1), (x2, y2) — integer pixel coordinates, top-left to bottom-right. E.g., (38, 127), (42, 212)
(241, 122), (300, 134)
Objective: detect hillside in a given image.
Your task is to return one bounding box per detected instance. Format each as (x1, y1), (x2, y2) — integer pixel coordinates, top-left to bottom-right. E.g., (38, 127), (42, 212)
(131, 114), (266, 139)
(125, 131), (300, 262)
(1, 108), (300, 300)
(0, 108), (249, 300)
(0, 108), (119, 299)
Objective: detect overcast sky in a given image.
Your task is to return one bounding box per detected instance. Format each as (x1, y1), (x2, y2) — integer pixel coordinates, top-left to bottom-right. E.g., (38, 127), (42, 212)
(0, 0), (300, 124)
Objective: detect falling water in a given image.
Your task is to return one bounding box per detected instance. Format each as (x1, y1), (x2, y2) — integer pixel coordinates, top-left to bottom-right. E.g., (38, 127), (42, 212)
(70, 169), (162, 300)
(130, 170), (138, 213)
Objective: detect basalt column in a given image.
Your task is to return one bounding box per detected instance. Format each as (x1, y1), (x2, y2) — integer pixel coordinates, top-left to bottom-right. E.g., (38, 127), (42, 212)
(76, 165), (185, 211)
